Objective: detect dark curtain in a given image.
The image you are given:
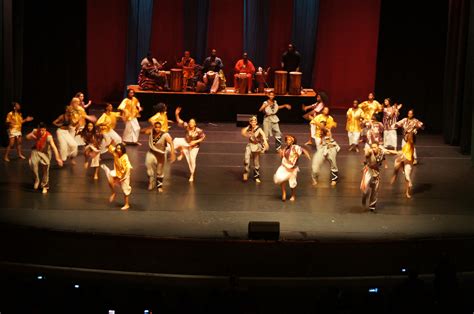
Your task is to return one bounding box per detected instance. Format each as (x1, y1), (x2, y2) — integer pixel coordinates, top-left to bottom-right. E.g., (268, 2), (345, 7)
(443, 0), (472, 155)
(124, 0), (154, 91)
(243, 0), (269, 68)
(183, 0), (209, 64)
(291, 0), (320, 87)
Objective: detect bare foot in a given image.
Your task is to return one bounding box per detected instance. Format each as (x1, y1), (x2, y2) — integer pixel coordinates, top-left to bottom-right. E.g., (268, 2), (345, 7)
(93, 174), (99, 180)
(42, 187), (48, 194)
(289, 196), (295, 201)
(34, 179), (40, 190)
(331, 181), (337, 186)
(158, 187), (163, 193)
(4, 156), (10, 162)
(121, 204), (130, 210)
(282, 191), (286, 202)
(255, 178), (261, 183)
(243, 173), (248, 182)
(109, 193), (116, 203)
(188, 175), (194, 182)
(406, 187), (412, 199)
(18, 155), (26, 160)
(312, 178), (318, 186)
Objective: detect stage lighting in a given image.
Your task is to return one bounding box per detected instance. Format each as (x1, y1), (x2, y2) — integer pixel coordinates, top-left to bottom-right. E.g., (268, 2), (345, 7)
(37, 275), (44, 280)
(74, 284), (80, 288)
(368, 288), (379, 293)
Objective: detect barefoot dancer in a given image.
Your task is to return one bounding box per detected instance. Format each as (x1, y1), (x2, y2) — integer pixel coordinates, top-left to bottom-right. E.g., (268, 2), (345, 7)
(311, 128), (340, 186)
(394, 109), (424, 165)
(26, 122), (63, 194)
(302, 92), (325, 146)
(143, 122), (176, 192)
(173, 107), (206, 182)
(259, 91), (291, 151)
(241, 116), (269, 183)
(310, 106), (337, 148)
(81, 121), (103, 180)
(118, 89), (142, 145)
(346, 100), (363, 152)
(4, 102), (34, 161)
(391, 132), (416, 198)
(96, 103), (122, 151)
(274, 135), (311, 201)
(101, 143), (132, 210)
(53, 107), (78, 165)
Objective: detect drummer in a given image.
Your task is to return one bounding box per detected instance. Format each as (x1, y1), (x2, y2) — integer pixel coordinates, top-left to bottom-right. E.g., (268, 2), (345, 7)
(176, 50), (195, 90)
(233, 52), (256, 93)
(281, 43), (301, 72)
(202, 49), (224, 93)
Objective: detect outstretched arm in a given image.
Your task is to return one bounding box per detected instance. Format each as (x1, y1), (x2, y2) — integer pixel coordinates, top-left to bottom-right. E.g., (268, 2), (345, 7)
(175, 107), (185, 127)
(302, 147), (311, 160)
(278, 104), (291, 110)
(26, 129), (37, 141)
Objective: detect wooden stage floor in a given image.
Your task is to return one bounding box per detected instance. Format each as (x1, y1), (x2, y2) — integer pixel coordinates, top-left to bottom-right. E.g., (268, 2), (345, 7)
(1, 115), (473, 242)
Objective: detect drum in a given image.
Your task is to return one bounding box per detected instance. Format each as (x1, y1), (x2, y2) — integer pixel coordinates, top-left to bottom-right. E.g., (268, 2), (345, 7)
(274, 70), (288, 95)
(206, 71), (216, 81)
(255, 72), (266, 93)
(289, 71), (302, 95)
(170, 68), (183, 91)
(237, 73), (248, 94)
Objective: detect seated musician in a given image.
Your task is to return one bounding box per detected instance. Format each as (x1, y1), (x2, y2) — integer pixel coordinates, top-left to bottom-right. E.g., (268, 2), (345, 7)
(202, 49), (224, 93)
(176, 51), (195, 90)
(138, 52), (169, 91)
(233, 52), (256, 93)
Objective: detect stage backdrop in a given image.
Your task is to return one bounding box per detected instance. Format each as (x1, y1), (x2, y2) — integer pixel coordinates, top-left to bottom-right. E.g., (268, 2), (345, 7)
(87, 0), (381, 108)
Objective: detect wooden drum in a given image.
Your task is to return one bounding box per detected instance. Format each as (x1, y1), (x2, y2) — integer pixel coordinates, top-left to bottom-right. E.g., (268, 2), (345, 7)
(237, 73), (248, 94)
(274, 70), (288, 95)
(289, 71), (302, 95)
(170, 68), (183, 92)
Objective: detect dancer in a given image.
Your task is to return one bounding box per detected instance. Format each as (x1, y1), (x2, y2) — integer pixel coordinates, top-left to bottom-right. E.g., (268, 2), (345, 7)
(310, 106), (337, 148)
(241, 116), (269, 183)
(96, 103), (122, 151)
(311, 128), (341, 186)
(394, 109), (424, 165)
(302, 92), (326, 146)
(4, 102), (34, 161)
(174, 107), (206, 182)
(81, 122), (103, 180)
(118, 89), (142, 145)
(259, 91), (291, 151)
(143, 121), (176, 192)
(101, 142), (132, 210)
(383, 98), (402, 149)
(26, 122), (63, 194)
(359, 92), (382, 121)
(391, 132), (416, 199)
(346, 99), (363, 152)
(53, 107), (78, 164)
(68, 97), (96, 146)
(148, 102), (170, 132)
(365, 115), (385, 149)
(274, 135), (311, 201)
(75, 92), (92, 110)
(360, 142), (397, 212)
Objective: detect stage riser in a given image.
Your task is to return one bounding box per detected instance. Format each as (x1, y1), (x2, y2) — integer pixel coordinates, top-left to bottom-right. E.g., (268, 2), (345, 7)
(134, 93), (316, 123)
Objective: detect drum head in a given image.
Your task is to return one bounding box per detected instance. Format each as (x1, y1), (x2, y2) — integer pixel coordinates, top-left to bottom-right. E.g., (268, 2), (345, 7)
(290, 71), (302, 75)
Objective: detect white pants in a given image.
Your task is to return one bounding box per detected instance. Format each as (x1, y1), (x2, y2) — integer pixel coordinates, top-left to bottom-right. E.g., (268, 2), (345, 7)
(56, 128), (78, 161)
(310, 124), (316, 139)
(173, 138), (199, 174)
(274, 165), (299, 188)
(348, 132), (360, 146)
(145, 151), (165, 188)
(402, 139), (418, 160)
(102, 165), (131, 195)
(101, 130), (122, 153)
(384, 129), (397, 149)
(69, 126), (85, 146)
(123, 118), (140, 143)
(311, 148), (339, 182)
(85, 144), (100, 168)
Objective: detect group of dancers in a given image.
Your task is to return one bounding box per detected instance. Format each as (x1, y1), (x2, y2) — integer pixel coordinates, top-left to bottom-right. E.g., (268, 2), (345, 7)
(4, 90), (423, 212)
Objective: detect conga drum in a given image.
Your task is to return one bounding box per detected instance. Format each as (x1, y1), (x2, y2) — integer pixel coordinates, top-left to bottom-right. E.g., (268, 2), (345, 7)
(289, 71), (302, 95)
(237, 73), (248, 94)
(170, 68), (183, 91)
(255, 72), (265, 93)
(274, 70), (288, 95)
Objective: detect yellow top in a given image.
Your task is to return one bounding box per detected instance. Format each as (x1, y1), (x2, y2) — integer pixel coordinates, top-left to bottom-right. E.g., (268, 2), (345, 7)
(108, 145), (132, 179)
(148, 112), (169, 132)
(96, 111), (121, 133)
(69, 106), (86, 127)
(310, 114), (337, 138)
(401, 140), (415, 162)
(118, 97), (140, 121)
(358, 100), (382, 121)
(346, 108), (363, 132)
(6, 111), (23, 132)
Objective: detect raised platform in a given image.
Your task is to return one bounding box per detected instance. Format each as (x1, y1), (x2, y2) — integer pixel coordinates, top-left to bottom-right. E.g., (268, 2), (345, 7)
(127, 85), (317, 123)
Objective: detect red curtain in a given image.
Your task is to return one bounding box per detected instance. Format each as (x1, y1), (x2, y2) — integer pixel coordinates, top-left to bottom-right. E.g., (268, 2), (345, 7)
(207, 0), (244, 85)
(313, 0), (381, 108)
(150, 0), (184, 69)
(87, 0), (128, 103)
(267, 0), (293, 83)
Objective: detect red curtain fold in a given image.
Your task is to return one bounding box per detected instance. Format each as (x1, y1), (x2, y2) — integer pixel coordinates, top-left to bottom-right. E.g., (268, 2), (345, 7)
(87, 0), (128, 103)
(207, 0), (244, 85)
(150, 0), (184, 69)
(313, 0), (381, 108)
(267, 0), (293, 84)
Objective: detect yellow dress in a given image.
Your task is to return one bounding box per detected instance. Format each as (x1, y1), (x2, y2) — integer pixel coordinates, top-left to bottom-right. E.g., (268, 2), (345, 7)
(148, 112), (169, 132)
(6, 111), (23, 133)
(311, 114), (337, 138)
(96, 112), (121, 133)
(118, 97), (140, 121)
(358, 100), (382, 121)
(346, 108), (363, 132)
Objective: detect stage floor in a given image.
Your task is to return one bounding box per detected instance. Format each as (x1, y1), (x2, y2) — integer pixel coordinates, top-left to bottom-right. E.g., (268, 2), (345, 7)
(1, 118), (474, 241)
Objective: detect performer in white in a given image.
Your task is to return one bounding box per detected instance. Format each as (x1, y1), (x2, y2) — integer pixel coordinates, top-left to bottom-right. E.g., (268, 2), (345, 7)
(274, 135), (311, 201)
(259, 91), (291, 151)
(53, 107), (78, 164)
(241, 116), (269, 183)
(311, 128), (340, 186)
(382, 98), (402, 149)
(118, 89), (142, 145)
(96, 103), (122, 153)
(345, 99), (363, 152)
(173, 107), (206, 182)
